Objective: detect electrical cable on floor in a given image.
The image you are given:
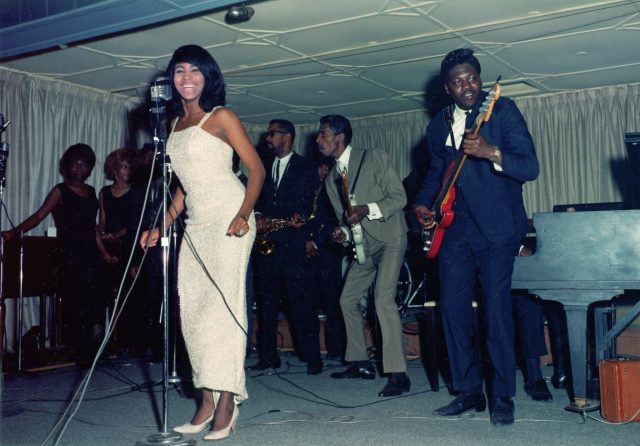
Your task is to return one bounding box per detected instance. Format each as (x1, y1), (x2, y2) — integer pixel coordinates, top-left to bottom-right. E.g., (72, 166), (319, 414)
(586, 405), (640, 425)
(41, 156), (162, 446)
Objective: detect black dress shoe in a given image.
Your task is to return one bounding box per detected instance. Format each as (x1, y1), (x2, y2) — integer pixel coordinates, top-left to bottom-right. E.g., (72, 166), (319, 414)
(490, 397), (515, 426)
(551, 373), (568, 389)
(433, 392), (486, 416)
(330, 363), (376, 380)
(378, 373), (411, 397)
(247, 359), (280, 371)
(524, 379), (553, 402)
(307, 360), (323, 375)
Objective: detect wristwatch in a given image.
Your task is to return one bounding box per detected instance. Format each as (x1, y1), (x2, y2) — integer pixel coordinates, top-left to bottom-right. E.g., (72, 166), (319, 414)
(489, 146), (501, 163)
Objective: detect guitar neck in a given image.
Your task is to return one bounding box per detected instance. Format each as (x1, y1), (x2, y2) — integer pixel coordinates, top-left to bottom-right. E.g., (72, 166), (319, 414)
(341, 171), (354, 214)
(431, 112), (484, 212)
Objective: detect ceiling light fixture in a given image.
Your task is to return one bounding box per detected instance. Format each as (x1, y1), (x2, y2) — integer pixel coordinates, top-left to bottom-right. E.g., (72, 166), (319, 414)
(226, 4), (255, 23)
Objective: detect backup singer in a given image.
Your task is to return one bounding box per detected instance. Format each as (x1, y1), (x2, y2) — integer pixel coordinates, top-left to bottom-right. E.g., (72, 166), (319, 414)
(140, 45), (265, 441)
(413, 48), (539, 426)
(2, 144), (108, 367)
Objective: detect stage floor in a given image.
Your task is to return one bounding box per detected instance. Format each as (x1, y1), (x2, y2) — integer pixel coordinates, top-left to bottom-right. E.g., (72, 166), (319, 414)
(2, 351), (636, 446)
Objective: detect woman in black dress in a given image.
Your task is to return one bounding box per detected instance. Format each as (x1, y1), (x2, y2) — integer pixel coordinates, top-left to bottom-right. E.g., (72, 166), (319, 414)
(97, 147), (144, 355)
(2, 144), (108, 365)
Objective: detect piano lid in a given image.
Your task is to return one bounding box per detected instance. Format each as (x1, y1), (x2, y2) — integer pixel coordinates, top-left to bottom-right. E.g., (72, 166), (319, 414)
(513, 210), (640, 291)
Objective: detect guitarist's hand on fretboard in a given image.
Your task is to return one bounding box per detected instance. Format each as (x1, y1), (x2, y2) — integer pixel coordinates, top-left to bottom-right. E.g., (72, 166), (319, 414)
(346, 204), (369, 226)
(461, 129), (497, 162)
(413, 204), (436, 229)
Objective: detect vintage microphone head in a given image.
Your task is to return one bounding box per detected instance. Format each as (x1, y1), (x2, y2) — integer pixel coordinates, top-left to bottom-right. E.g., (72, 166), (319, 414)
(150, 77), (172, 103)
(0, 113), (8, 133)
(149, 78), (171, 141)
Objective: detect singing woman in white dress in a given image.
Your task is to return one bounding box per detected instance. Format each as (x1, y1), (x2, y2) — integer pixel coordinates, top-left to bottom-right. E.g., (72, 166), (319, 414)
(140, 44), (265, 441)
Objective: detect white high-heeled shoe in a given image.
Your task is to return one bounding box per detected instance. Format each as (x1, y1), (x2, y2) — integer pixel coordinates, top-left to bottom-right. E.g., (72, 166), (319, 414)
(173, 414), (214, 434)
(203, 405), (238, 441)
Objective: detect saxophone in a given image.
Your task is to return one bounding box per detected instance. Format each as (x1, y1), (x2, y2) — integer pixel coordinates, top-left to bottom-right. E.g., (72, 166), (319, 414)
(254, 215), (309, 256)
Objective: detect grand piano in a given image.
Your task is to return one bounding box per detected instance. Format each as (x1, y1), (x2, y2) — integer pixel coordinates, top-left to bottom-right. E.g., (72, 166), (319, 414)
(512, 210), (640, 408)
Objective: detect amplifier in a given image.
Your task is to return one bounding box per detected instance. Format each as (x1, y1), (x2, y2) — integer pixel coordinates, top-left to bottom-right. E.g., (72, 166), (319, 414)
(599, 359), (640, 422)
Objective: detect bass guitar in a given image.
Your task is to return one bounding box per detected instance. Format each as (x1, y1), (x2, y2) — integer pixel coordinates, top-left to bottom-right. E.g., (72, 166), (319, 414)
(340, 169), (366, 264)
(423, 78), (502, 258)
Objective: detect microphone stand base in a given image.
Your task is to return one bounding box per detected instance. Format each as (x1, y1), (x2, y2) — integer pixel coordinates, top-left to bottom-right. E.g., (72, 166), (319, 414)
(135, 432), (196, 445)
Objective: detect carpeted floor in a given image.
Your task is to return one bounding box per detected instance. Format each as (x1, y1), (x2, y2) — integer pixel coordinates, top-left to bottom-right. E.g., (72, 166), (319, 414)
(1, 351), (636, 446)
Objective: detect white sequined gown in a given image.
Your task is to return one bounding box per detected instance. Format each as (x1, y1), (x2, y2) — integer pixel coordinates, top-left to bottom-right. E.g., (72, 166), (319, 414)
(167, 108), (254, 402)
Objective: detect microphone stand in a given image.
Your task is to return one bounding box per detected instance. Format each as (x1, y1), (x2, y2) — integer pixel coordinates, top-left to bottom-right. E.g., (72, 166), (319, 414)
(0, 114), (23, 417)
(167, 221), (183, 397)
(17, 231), (24, 371)
(136, 104), (194, 446)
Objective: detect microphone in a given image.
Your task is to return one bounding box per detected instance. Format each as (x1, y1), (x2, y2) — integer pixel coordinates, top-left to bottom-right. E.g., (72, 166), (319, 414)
(0, 113), (9, 133)
(150, 77), (172, 103)
(149, 77), (172, 140)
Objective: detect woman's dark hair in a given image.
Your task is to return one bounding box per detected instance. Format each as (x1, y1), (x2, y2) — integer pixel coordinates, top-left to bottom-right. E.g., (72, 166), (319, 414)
(319, 114), (352, 146)
(103, 147), (135, 181)
(59, 143), (96, 176)
(440, 48), (482, 81)
(166, 44), (226, 115)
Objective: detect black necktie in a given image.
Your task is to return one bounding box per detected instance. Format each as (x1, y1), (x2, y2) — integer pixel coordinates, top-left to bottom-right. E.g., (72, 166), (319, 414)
(273, 159), (280, 189)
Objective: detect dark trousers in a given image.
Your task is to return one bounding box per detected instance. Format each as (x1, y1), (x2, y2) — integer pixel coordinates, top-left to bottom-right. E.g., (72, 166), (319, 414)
(254, 249), (321, 364)
(438, 214), (517, 398)
(512, 293), (548, 377)
(543, 300), (569, 377)
(308, 247), (345, 357)
(61, 256), (107, 362)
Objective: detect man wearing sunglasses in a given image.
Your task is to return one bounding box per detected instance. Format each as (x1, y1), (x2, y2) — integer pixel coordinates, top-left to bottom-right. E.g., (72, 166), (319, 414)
(248, 119), (323, 375)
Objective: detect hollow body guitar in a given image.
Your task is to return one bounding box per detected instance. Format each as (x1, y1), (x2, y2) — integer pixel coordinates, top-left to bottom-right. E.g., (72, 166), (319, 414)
(423, 79), (502, 258)
(340, 169), (366, 264)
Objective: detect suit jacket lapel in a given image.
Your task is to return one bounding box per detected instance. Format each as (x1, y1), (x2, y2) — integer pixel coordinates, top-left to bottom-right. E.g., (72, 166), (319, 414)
(279, 153), (296, 191)
(347, 149), (364, 196)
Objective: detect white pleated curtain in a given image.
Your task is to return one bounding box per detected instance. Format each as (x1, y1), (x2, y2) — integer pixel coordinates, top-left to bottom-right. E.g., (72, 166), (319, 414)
(0, 68), (132, 235)
(2, 66), (640, 352)
(3, 66), (639, 237)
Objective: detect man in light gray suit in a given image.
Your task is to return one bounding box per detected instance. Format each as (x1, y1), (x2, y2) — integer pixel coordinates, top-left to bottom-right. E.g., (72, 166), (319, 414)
(316, 114), (410, 397)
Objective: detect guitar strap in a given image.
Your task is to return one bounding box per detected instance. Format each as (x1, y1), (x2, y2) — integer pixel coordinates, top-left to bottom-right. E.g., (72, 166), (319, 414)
(445, 105), (458, 157)
(348, 150), (366, 195)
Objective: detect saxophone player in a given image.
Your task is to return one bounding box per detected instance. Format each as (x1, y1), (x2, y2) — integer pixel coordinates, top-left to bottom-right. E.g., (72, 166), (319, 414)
(248, 119), (323, 375)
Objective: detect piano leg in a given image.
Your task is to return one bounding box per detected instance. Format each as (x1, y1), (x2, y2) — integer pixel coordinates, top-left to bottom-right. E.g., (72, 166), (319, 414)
(564, 303), (600, 413)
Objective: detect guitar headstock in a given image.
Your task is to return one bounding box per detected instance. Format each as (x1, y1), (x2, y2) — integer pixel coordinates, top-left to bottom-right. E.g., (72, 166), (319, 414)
(475, 76), (502, 126)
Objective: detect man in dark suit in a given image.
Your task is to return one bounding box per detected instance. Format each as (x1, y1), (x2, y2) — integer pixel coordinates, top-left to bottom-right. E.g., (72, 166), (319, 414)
(317, 114), (411, 397)
(413, 48), (539, 425)
(248, 119), (323, 375)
